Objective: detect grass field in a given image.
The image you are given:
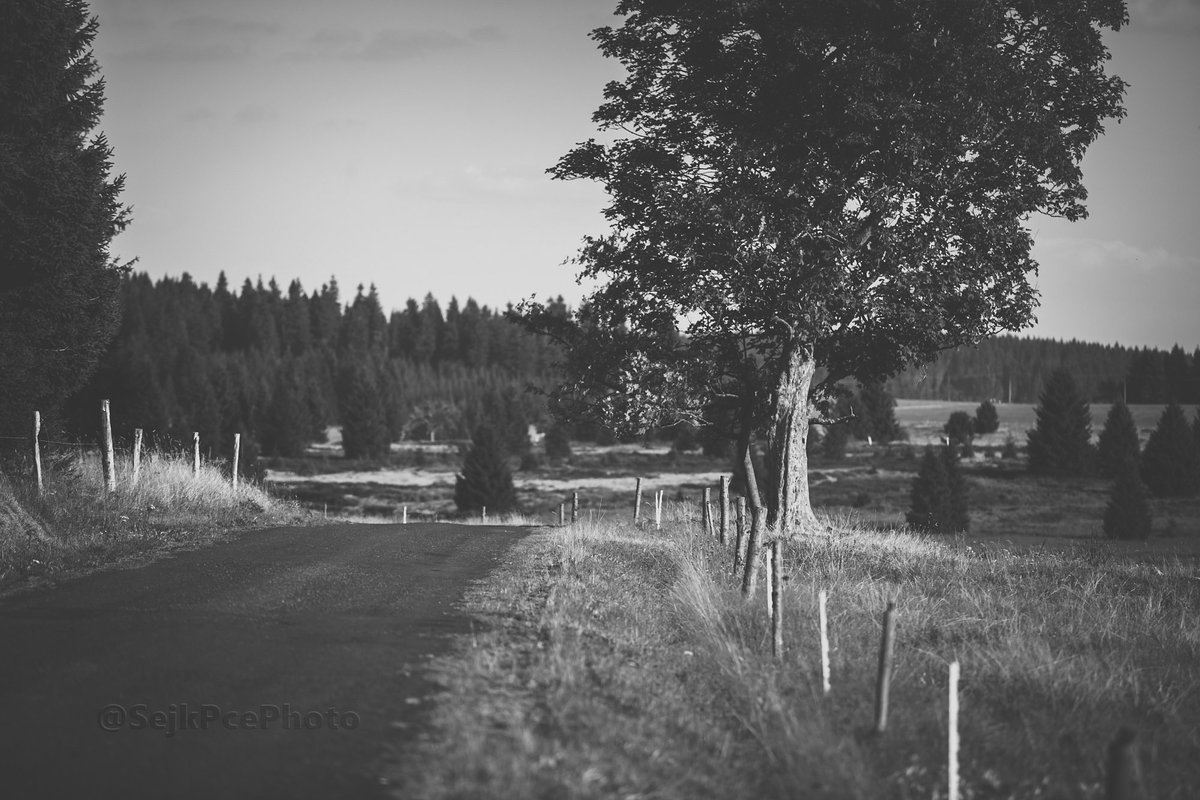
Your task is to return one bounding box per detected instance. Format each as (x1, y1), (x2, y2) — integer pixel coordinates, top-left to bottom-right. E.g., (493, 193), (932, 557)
(384, 508), (1200, 799)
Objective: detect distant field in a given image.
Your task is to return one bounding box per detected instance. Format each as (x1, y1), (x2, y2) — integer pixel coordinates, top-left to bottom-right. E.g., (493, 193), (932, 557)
(894, 399), (1199, 445)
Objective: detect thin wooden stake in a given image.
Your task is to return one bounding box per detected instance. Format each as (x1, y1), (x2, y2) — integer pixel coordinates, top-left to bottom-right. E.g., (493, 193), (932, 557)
(948, 661), (960, 800)
(765, 541), (774, 620)
(702, 487), (711, 536)
(402, 505), (408, 524)
(132, 428), (143, 486)
(100, 400), (116, 493)
(231, 433), (241, 490)
(1105, 727), (1139, 800)
(733, 496), (746, 578)
(33, 411), (43, 496)
(571, 492), (579, 524)
(770, 539), (783, 658)
(873, 600), (898, 734)
(482, 505), (487, 523)
(740, 443), (766, 598)
(559, 503), (565, 526)
(718, 476), (729, 545)
(655, 490), (663, 530)
(634, 477), (642, 523)
(819, 589), (831, 694)
(192, 432), (200, 476)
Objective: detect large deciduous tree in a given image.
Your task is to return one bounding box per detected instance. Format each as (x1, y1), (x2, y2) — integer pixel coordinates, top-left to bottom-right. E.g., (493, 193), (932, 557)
(0, 0), (132, 441)
(519, 0), (1126, 538)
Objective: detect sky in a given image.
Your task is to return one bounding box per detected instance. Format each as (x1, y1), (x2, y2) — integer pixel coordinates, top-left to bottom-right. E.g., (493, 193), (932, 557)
(87, 0), (1199, 351)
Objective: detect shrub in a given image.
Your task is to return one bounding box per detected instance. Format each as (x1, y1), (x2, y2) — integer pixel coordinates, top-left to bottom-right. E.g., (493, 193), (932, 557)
(454, 425), (518, 514)
(1027, 369), (1093, 476)
(1103, 464), (1152, 540)
(1096, 401), (1140, 479)
(974, 400), (1001, 435)
(851, 380), (903, 443)
(543, 424), (572, 461)
(906, 445), (968, 533)
(1140, 402), (1200, 497)
(944, 411), (975, 447)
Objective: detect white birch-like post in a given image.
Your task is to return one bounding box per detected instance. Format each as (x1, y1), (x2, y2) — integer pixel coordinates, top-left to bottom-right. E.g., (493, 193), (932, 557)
(770, 539), (783, 658)
(482, 505), (487, 523)
(654, 490), (663, 530)
(132, 428), (143, 486)
(702, 487), (711, 536)
(192, 432), (200, 476)
(765, 541), (775, 619)
(634, 477), (642, 523)
(559, 503), (565, 526)
(402, 506), (408, 524)
(948, 661), (960, 800)
(100, 400), (116, 493)
(571, 491), (579, 524)
(33, 411), (43, 496)
(732, 497), (746, 577)
(231, 433), (241, 491)
(819, 589), (831, 694)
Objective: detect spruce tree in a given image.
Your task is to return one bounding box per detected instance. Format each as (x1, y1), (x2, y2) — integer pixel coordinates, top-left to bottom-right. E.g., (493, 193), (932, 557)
(974, 400), (1001, 435)
(0, 0), (132, 440)
(944, 412), (976, 448)
(1096, 401), (1140, 479)
(1103, 463), (1152, 540)
(339, 361), (390, 459)
(852, 380), (902, 443)
(907, 446), (968, 533)
(1027, 369), (1094, 476)
(1140, 402), (1200, 497)
(455, 425), (518, 514)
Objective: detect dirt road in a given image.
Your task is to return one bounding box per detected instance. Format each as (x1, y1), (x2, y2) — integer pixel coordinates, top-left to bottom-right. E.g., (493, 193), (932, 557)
(0, 522), (530, 799)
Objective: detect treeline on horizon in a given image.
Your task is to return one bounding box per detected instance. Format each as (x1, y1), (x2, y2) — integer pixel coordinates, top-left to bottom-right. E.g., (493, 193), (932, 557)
(60, 272), (1200, 469)
(61, 272), (565, 471)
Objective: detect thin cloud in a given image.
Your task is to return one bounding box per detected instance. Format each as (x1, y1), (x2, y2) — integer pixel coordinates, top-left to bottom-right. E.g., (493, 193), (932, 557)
(1035, 236), (1200, 273)
(172, 15), (281, 37)
(285, 26), (502, 62)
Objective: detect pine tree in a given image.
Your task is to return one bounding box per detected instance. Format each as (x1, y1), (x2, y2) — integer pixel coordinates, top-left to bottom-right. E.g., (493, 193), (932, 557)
(1027, 369), (1094, 476)
(0, 0), (132, 440)
(338, 361), (389, 459)
(944, 412), (976, 448)
(1140, 402), (1200, 497)
(907, 446), (969, 533)
(455, 425), (518, 514)
(974, 400), (1001, 435)
(1096, 401), (1140, 479)
(1103, 463), (1152, 540)
(852, 380), (903, 443)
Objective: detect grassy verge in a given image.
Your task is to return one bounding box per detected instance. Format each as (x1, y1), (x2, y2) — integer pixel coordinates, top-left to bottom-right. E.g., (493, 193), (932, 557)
(386, 506), (1200, 798)
(1, 451), (308, 592)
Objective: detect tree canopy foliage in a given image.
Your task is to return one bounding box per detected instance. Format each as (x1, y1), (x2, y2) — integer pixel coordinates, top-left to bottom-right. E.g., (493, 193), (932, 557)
(0, 0), (132, 441)
(520, 0), (1127, 534)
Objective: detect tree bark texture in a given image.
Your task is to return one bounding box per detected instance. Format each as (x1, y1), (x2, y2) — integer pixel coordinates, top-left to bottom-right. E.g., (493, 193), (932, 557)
(766, 345), (820, 539)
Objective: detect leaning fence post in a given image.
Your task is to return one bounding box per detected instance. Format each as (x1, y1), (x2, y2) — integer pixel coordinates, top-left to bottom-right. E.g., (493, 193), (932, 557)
(733, 496), (747, 578)
(231, 433), (241, 491)
(873, 600), (898, 734)
(1105, 727), (1139, 800)
(948, 661), (960, 800)
(132, 428), (143, 486)
(634, 477), (642, 523)
(770, 539), (783, 658)
(192, 432), (200, 476)
(718, 476), (729, 545)
(571, 492), (579, 524)
(33, 411), (44, 496)
(100, 399), (116, 493)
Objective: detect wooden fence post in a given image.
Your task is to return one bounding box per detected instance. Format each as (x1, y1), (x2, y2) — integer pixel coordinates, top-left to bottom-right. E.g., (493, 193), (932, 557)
(559, 503), (565, 526)
(482, 505), (487, 523)
(634, 477), (642, 523)
(655, 490), (663, 530)
(231, 433), (241, 490)
(819, 589), (831, 695)
(702, 487), (711, 536)
(733, 496), (746, 578)
(100, 400), (116, 493)
(770, 539), (783, 658)
(402, 506), (408, 524)
(132, 428), (143, 486)
(192, 432), (200, 476)
(873, 600), (898, 734)
(1105, 727), (1138, 800)
(740, 445), (767, 598)
(571, 492), (579, 524)
(33, 411), (43, 496)
(948, 661), (960, 800)
(718, 476), (729, 545)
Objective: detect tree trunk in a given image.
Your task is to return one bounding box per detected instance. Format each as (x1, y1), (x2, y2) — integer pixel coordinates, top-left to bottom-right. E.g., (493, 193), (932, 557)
(766, 344), (820, 539)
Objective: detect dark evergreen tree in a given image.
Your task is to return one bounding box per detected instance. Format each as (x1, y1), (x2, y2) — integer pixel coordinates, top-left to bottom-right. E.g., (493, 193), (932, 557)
(0, 0), (132, 440)
(851, 380), (902, 443)
(1103, 463), (1152, 540)
(338, 361), (389, 459)
(907, 446), (968, 533)
(974, 400), (1000, 435)
(944, 412), (976, 448)
(1027, 369), (1094, 476)
(1140, 402), (1200, 497)
(454, 425), (518, 514)
(544, 423), (572, 461)
(1096, 401), (1140, 479)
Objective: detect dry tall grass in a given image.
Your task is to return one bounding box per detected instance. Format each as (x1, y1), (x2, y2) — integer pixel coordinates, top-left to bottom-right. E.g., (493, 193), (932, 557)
(1, 450), (301, 586)
(389, 503), (1200, 799)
